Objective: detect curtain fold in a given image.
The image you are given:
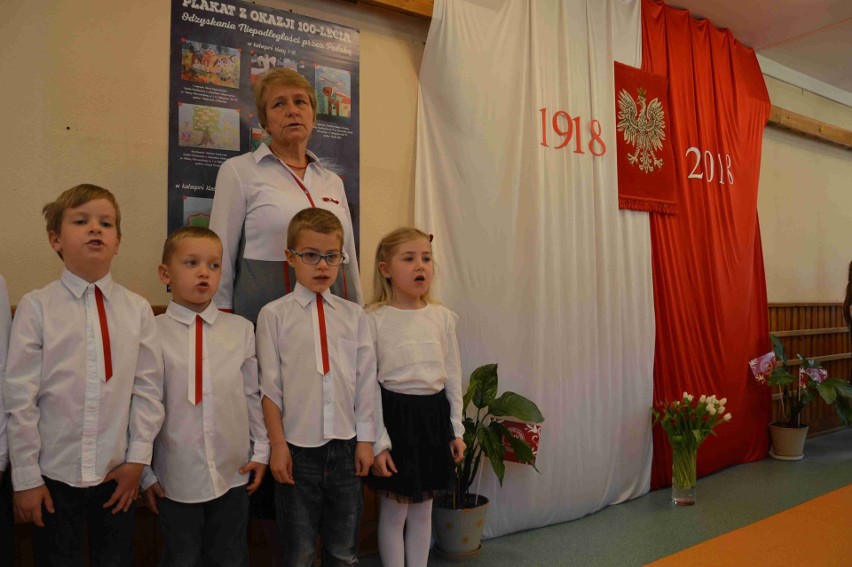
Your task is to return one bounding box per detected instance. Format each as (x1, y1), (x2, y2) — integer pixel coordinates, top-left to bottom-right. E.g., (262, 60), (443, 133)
(416, 0), (654, 538)
(641, 0), (772, 489)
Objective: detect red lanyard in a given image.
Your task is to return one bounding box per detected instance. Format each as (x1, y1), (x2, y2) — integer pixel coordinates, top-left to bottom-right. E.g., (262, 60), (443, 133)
(282, 164), (316, 207)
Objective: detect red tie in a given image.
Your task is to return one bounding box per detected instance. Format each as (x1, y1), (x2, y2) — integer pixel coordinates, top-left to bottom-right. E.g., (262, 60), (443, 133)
(316, 293), (330, 375)
(193, 315), (203, 405)
(94, 286), (112, 382)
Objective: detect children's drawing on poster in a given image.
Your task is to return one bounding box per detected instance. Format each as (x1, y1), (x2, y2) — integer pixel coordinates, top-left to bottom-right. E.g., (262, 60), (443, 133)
(167, 0), (361, 248)
(183, 196), (213, 228)
(316, 66), (351, 118)
(181, 41), (241, 88)
(178, 103), (240, 151)
(250, 52), (298, 84)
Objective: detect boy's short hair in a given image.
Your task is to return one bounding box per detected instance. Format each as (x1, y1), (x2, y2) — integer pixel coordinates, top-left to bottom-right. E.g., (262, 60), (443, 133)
(287, 208), (344, 249)
(43, 184), (122, 236)
(162, 226), (222, 264)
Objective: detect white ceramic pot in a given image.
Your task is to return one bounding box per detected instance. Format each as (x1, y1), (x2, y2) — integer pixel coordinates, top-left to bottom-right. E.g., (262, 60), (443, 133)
(432, 495), (490, 559)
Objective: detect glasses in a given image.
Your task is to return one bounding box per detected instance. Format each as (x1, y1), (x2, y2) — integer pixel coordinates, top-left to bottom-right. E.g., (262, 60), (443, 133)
(288, 249), (347, 266)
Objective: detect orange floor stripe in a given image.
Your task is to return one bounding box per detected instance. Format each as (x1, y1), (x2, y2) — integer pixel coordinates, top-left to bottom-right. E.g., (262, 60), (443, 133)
(647, 484), (852, 567)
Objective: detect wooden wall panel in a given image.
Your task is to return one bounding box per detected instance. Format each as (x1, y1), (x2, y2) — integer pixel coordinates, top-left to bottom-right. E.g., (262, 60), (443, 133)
(768, 303), (852, 435)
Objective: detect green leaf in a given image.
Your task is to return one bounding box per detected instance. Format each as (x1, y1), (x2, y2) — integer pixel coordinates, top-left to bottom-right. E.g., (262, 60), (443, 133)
(478, 424), (506, 485)
(770, 334), (787, 365)
(462, 417), (477, 449)
(489, 392), (545, 422)
(824, 378), (852, 399)
(491, 421), (537, 466)
(767, 368), (794, 387)
(816, 381), (837, 405)
(470, 364), (499, 409)
(834, 396), (852, 426)
(462, 381), (475, 414)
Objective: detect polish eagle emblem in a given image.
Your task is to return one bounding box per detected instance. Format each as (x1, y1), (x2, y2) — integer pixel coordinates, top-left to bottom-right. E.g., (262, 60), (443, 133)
(617, 87), (666, 173)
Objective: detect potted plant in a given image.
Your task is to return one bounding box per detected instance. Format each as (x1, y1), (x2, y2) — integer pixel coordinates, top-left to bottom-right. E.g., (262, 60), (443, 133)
(749, 334), (852, 460)
(433, 364), (544, 559)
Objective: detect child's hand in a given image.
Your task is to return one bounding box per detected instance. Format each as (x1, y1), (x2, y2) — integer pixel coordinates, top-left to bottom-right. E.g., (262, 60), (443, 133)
(142, 482), (165, 515)
(354, 441), (374, 477)
(370, 450), (398, 478)
(240, 461), (267, 494)
(450, 437), (466, 464)
(103, 462), (145, 514)
(13, 484), (54, 527)
(270, 444), (294, 485)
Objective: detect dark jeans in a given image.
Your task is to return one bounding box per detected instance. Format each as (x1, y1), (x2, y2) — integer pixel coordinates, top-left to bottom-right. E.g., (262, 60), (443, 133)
(34, 477), (135, 567)
(0, 470), (14, 566)
(157, 485), (249, 567)
(274, 438), (362, 567)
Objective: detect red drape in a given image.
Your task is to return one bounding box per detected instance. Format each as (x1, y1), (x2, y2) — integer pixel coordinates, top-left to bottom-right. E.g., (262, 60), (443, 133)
(642, 0), (772, 489)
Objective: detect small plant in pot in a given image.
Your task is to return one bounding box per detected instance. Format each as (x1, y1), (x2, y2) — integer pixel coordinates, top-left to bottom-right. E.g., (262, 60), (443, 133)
(433, 364), (544, 558)
(749, 335), (852, 459)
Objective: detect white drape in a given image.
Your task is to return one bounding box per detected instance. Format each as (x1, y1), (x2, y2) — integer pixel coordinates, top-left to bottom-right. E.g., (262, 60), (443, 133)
(415, 0), (654, 538)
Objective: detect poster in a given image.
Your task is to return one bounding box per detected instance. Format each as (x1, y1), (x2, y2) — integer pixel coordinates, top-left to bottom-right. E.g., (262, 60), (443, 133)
(167, 0), (360, 250)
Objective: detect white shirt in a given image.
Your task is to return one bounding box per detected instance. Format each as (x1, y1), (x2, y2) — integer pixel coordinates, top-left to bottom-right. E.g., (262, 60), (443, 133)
(257, 282), (377, 447)
(141, 302), (269, 503)
(4, 269), (164, 491)
(369, 304), (464, 453)
(209, 144), (363, 310)
(0, 276), (12, 472)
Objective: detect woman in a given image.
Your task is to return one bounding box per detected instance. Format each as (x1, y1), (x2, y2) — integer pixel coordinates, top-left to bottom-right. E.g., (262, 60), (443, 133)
(209, 68), (362, 327)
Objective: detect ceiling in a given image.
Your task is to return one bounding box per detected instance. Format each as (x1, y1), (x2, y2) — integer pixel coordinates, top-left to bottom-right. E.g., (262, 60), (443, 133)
(670, 0), (852, 106)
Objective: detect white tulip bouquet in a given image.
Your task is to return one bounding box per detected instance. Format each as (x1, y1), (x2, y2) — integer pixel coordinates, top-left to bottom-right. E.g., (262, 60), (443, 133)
(652, 392), (732, 500)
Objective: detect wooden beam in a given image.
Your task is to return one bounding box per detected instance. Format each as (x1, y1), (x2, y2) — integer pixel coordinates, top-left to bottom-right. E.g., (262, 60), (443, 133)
(776, 352), (852, 366)
(356, 0), (434, 19)
(771, 327), (849, 338)
(768, 105), (852, 151)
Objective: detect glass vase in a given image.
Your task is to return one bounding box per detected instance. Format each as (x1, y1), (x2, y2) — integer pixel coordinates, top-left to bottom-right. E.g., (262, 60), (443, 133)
(671, 441), (698, 506)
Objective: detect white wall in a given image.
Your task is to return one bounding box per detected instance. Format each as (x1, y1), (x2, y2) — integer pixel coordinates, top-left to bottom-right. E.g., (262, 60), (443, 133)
(758, 77), (852, 303)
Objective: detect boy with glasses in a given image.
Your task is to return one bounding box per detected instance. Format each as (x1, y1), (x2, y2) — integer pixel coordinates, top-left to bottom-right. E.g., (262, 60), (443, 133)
(257, 207), (377, 566)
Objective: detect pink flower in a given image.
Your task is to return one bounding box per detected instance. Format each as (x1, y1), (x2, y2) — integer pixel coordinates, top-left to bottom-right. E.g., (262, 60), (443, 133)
(800, 367), (828, 386)
(749, 351), (776, 383)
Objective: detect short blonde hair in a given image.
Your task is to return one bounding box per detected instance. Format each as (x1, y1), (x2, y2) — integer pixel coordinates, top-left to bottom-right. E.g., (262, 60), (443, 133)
(254, 68), (317, 128)
(162, 226), (222, 264)
(371, 227), (435, 308)
(43, 184), (121, 237)
(287, 208), (344, 250)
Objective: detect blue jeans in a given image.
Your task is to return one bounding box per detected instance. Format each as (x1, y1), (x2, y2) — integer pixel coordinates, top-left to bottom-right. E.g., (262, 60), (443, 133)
(274, 438), (362, 567)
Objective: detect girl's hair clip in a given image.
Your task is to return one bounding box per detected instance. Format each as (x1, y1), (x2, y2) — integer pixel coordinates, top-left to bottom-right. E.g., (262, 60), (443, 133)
(428, 233), (434, 242)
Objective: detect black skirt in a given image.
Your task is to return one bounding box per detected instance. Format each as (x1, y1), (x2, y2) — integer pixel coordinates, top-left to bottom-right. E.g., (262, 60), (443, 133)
(368, 387), (456, 502)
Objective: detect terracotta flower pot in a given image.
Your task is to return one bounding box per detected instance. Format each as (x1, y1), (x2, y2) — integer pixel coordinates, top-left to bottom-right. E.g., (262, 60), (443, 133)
(768, 422), (808, 460)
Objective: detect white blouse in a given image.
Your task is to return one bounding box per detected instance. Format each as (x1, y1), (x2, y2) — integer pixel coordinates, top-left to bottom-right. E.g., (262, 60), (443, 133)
(369, 304), (464, 453)
(209, 144), (362, 312)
